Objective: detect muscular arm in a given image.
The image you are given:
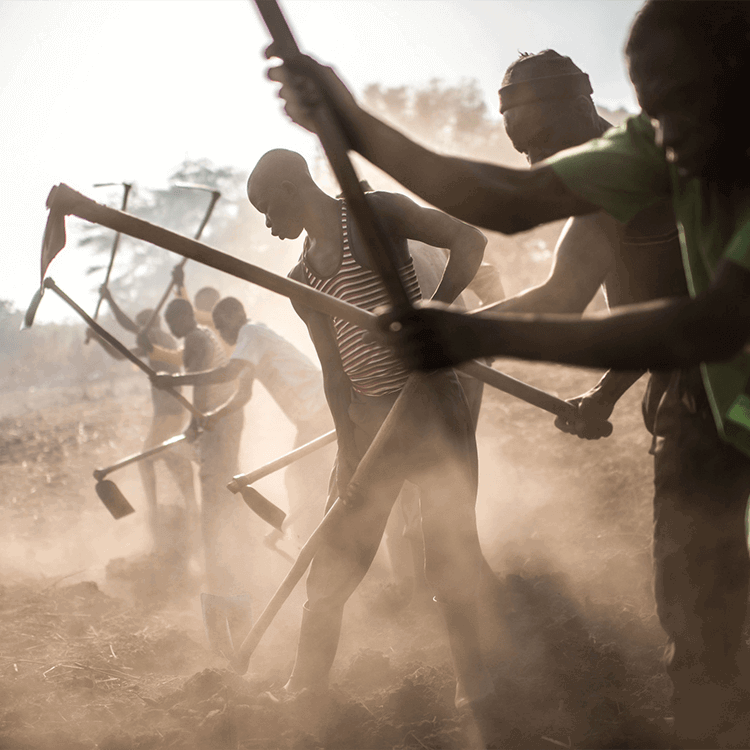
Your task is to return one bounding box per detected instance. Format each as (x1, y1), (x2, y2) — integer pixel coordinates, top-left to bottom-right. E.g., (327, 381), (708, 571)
(373, 192), (487, 304)
(398, 260), (750, 371)
(102, 293), (138, 332)
(482, 213), (616, 314)
(203, 367), (255, 423)
(159, 359), (246, 387)
(148, 344), (183, 369)
(270, 56), (599, 233)
(289, 266), (357, 472)
(584, 370), (645, 405)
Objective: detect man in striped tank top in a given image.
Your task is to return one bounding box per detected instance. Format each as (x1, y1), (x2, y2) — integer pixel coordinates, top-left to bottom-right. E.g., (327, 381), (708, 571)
(247, 148), (498, 739)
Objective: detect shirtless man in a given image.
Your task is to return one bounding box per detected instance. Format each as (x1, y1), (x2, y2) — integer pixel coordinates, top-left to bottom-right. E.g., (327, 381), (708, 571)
(266, 2), (750, 744)
(98, 287), (198, 546)
(154, 296), (333, 543)
(247, 148), (496, 739)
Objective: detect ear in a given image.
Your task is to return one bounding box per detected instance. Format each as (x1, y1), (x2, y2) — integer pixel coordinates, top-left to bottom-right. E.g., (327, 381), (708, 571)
(573, 95), (598, 124)
(280, 180), (297, 197)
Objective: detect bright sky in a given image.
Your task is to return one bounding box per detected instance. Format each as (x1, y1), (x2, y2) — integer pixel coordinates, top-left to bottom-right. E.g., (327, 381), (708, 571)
(1, 0), (642, 322)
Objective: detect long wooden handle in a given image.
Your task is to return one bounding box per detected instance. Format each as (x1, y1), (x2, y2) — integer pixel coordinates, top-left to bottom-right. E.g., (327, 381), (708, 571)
(141, 188), (222, 332)
(228, 429), (337, 492)
(94, 433), (187, 480)
(43, 185), (582, 422)
(232, 375), (420, 673)
(44, 278), (203, 419)
(91, 182), (132, 323)
(253, 0), (413, 313)
(45, 183), (373, 329)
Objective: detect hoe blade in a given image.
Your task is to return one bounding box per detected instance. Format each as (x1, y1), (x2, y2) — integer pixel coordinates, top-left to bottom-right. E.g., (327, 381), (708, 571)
(95, 480), (135, 520)
(239, 486), (286, 531)
(21, 285), (44, 330)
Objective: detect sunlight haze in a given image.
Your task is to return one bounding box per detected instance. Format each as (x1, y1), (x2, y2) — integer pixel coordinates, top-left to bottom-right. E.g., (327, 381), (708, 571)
(1, 0), (642, 321)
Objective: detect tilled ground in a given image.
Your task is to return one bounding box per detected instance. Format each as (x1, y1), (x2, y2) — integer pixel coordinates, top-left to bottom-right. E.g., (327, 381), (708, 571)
(1, 365), (748, 749)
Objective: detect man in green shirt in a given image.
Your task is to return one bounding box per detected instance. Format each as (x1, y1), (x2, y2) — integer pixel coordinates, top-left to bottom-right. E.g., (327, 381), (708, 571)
(267, 1), (750, 744)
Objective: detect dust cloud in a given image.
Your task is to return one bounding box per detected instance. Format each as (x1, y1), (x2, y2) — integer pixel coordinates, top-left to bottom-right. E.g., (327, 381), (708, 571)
(0, 130), (679, 748)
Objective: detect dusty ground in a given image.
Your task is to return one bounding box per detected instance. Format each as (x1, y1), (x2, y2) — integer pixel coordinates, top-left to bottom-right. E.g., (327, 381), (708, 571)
(1, 364), (748, 749)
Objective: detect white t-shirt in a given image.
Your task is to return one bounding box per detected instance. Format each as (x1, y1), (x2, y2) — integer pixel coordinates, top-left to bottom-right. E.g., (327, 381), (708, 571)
(231, 322), (327, 425)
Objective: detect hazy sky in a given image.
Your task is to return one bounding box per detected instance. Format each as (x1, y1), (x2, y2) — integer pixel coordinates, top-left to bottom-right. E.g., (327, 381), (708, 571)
(1, 0), (642, 321)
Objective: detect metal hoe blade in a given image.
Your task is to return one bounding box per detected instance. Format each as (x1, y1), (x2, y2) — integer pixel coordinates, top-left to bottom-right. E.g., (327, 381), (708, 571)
(239, 486), (286, 531)
(21, 285), (44, 330)
(95, 480), (136, 520)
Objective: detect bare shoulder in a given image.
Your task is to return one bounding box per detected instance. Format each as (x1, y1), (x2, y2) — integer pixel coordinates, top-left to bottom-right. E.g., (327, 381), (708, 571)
(364, 190), (418, 219)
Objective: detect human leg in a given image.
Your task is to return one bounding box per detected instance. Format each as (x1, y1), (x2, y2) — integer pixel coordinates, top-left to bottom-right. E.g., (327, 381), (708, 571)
(416, 388), (492, 708)
(651, 372), (750, 743)
(139, 412), (187, 547)
(162, 448), (199, 551)
(286, 391), (404, 694)
(199, 410), (248, 597)
(286, 463), (404, 693)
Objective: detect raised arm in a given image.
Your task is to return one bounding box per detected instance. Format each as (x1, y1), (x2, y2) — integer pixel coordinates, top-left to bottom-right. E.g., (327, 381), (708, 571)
(100, 286), (138, 332)
(482, 213), (616, 314)
(267, 54), (599, 234)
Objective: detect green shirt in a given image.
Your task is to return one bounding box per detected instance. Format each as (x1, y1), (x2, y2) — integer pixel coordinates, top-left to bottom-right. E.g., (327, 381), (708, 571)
(547, 113), (750, 457)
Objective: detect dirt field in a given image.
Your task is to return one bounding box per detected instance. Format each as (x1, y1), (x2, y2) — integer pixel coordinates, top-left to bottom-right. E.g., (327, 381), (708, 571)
(1, 362), (748, 749)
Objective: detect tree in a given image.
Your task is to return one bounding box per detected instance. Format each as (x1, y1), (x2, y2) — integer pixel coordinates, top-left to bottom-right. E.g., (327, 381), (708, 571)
(362, 78), (520, 163)
(78, 158), (255, 310)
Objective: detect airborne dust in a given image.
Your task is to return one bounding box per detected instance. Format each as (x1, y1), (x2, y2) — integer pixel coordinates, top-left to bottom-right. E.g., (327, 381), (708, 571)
(0, 100), (740, 750)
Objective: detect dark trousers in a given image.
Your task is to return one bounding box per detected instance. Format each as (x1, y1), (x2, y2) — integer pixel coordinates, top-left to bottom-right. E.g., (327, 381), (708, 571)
(647, 370), (750, 735)
(288, 371), (486, 693)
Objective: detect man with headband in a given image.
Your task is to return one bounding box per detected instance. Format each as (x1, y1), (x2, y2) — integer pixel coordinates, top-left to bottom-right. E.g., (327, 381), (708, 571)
(494, 50), (687, 443)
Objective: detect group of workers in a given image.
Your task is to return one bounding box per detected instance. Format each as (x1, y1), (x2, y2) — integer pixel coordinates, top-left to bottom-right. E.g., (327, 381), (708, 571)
(87, 1), (750, 747)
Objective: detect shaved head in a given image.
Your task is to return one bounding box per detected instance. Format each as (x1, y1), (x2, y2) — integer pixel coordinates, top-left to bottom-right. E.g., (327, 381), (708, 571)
(247, 149), (315, 241)
(247, 149), (312, 204)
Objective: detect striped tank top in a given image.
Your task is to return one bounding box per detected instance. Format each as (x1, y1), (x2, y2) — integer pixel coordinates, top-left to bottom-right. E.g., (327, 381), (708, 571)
(302, 200), (421, 397)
